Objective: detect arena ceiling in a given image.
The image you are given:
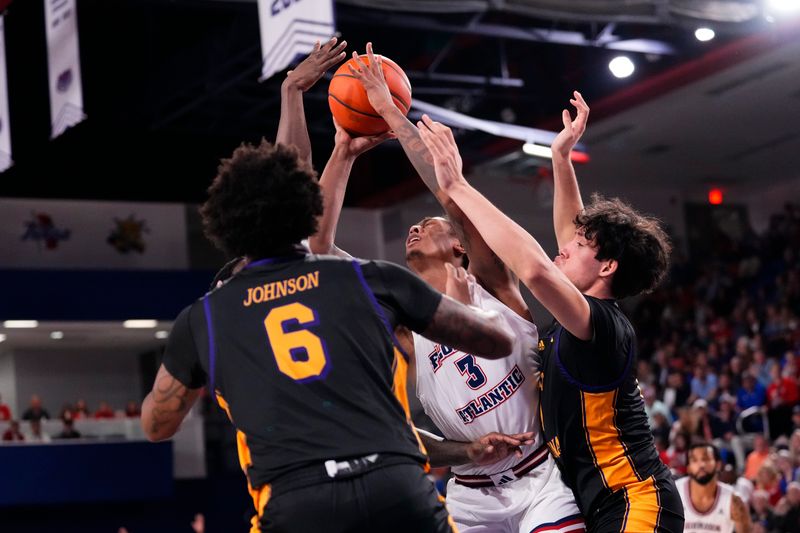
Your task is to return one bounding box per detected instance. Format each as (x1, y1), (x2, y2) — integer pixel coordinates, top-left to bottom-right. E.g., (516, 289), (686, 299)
(0, 0), (797, 207)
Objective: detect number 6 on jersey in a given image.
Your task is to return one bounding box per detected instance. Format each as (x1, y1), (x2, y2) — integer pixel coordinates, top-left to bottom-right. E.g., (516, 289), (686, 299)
(264, 302), (329, 381)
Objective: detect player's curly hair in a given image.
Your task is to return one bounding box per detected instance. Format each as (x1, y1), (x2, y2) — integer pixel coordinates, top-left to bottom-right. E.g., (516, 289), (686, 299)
(200, 139), (322, 259)
(575, 194), (671, 299)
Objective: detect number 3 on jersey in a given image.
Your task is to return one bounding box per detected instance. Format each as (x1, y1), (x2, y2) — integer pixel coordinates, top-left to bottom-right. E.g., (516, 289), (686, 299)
(455, 354), (487, 389)
(264, 302), (328, 382)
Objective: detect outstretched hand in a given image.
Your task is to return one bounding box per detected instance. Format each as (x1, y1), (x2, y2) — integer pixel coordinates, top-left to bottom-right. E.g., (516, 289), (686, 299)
(551, 90), (589, 159)
(466, 431), (535, 466)
(348, 42), (396, 117)
(285, 36), (347, 92)
(333, 118), (395, 158)
(416, 114), (465, 192)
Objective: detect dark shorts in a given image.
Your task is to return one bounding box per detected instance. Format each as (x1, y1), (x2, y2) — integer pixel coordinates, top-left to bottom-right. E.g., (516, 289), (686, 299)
(588, 473), (685, 533)
(255, 457), (455, 533)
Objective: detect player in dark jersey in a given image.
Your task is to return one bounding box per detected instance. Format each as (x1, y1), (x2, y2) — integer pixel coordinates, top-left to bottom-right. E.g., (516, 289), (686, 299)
(415, 96), (684, 532)
(140, 136), (516, 532)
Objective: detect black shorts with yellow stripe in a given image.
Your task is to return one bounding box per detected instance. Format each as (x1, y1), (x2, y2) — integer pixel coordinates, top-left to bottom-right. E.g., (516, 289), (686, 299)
(253, 456), (455, 533)
(586, 472), (684, 533)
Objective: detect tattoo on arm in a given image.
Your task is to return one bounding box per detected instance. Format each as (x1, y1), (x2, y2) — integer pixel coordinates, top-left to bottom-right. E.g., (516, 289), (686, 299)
(421, 296), (511, 358)
(730, 495), (752, 533)
(149, 372), (194, 435)
(393, 118), (439, 194)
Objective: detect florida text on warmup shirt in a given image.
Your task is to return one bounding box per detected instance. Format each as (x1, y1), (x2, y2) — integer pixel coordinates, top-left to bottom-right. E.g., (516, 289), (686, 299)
(161, 254), (442, 489)
(538, 295), (669, 516)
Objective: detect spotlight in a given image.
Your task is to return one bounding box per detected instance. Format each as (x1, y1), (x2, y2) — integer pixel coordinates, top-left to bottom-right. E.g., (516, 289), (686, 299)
(50, 331), (64, 340)
(609, 56), (635, 79)
(695, 28), (715, 42)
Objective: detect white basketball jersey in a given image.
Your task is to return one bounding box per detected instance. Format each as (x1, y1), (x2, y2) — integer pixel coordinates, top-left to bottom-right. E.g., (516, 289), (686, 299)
(414, 279), (540, 476)
(676, 477), (735, 533)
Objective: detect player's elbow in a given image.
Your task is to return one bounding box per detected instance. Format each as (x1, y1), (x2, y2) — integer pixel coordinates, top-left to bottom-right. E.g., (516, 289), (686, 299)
(518, 259), (550, 291)
(141, 414), (176, 442)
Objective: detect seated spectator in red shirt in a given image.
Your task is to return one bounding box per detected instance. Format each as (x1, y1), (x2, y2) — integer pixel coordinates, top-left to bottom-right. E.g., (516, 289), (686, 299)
(767, 364), (800, 439)
(124, 401), (141, 418)
(73, 399), (90, 420)
(2, 420), (24, 441)
(93, 401), (116, 419)
(21, 395), (50, 422)
(756, 463), (783, 506)
(0, 393), (11, 421)
(55, 418), (81, 439)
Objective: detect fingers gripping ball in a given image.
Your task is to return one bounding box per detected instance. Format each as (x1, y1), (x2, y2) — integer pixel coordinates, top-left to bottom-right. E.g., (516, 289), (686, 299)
(328, 55), (412, 136)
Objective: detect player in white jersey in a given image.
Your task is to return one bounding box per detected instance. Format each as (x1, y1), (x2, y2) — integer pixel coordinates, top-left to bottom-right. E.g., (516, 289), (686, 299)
(310, 42), (583, 533)
(677, 443), (752, 533)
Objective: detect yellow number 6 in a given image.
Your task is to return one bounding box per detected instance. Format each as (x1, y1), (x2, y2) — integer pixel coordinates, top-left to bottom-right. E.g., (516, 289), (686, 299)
(264, 302), (328, 382)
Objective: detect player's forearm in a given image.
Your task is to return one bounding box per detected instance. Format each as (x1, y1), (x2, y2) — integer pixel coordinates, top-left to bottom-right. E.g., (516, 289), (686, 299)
(447, 181), (553, 284)
(552, 153), (583, 250)
(309, 147), (355, 255)
(420, 433), (471, 467)
(276, 80), (311, 165)
(422, 295), (513, 359)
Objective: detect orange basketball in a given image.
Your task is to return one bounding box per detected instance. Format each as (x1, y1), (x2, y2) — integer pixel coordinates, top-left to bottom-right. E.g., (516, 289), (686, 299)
(328, 55), (412, 137)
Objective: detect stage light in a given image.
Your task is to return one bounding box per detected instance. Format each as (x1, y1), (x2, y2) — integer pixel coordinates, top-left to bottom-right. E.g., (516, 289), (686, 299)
(609, 56), (635, 79)
(695, 28), (715, 42)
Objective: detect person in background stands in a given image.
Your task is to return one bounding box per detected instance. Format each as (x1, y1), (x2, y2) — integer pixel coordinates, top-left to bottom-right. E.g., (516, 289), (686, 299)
(2, 420), (24, 441)
(124, 400), (141, 418)
(0, 392), (11, 421)
(55, 417), (81, 439)
(94, 401), (116, 419)
(21, 395), (50, 421)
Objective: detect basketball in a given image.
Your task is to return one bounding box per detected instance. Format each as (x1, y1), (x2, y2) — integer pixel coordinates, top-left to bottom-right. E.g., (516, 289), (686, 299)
(328, 55), (412, 136)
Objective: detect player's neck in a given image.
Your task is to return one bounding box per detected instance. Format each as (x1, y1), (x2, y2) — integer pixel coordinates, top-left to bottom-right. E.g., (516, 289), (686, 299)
(690, 478), (718, 501)
(408, 258), (448, 293)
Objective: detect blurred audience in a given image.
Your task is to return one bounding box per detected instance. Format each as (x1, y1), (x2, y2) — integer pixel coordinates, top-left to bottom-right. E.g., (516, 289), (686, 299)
(2, 420), (24, 442)
(21, 395), (50, 422)
(0, 392), (11, 421)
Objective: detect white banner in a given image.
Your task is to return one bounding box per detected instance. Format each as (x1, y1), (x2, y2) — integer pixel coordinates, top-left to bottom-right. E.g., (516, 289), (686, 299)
(0, 199), (190, 270)
(258, 0), (335, 81)
(0, 15), (12, 172)
(44, 0), (85, 139)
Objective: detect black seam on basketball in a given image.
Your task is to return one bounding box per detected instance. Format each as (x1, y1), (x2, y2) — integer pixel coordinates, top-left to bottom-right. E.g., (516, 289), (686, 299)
(330, 75), (410, 112)
(328, 93), (383, 119)
(382, 62), (412, 93)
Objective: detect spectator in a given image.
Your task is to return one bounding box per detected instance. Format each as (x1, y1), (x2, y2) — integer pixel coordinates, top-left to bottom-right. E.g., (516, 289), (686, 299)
(0, 392), (11, 421)
(26, 419), (51, 443)
(745, 435), (772, 481)
(767, 364), (800, 439)
(664, 371), (691, 413)
(716, 372), (739, 408)
(93, 401), (116, 419)
(21, 395), (50, 422)
(644, 386), (672, 428)
(756, 463), (783, 506)
(739, 374), (767, 411)
(124, 401), (141, 418)
(2, 420), (24, 442)
(666, 432), (689, 476)
(792, 406), (800, 434)
(55, 418), (81, 439)
(651, 412), (671, 445)
(751, 489), (778, 531)
(774, 481), (800, 532)
(689, 364), (718, 404)
(73, 399), (90, 419)
(59, 402), (75, 421)
(776, 449), (798, 495)
(751, 350), (777, 388)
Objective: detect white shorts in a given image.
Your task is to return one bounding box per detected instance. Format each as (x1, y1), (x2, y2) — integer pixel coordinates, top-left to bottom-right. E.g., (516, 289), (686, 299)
(444, 454), (584, 533)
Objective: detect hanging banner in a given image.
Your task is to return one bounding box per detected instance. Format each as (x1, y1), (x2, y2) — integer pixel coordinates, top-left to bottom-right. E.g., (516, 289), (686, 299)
(43, 0), (86, 138)
(0, 15), (12, 172)
(258, 0), (335, 82)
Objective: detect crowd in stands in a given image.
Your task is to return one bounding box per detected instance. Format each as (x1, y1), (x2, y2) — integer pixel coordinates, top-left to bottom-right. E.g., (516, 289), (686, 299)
(629, 203), (800, 532)
(0, 393), (141, 443)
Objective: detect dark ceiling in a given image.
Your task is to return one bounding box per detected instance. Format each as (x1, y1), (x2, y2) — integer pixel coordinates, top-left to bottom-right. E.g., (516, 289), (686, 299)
(0, 0), (772, 207)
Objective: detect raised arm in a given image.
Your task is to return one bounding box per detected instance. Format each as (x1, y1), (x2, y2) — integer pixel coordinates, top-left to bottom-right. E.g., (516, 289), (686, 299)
(141, 364), (202, 442)
(276, 37), (347, 165)
(551, 91), (589, 250)
(418, 116), (592, 340)
(308, 122), (393, 257)
(348, 44), (529, 320)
